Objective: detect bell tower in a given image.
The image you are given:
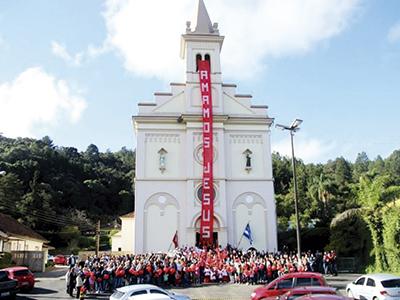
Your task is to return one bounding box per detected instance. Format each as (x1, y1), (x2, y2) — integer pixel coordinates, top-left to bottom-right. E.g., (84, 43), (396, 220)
(180, 0), (225, 113)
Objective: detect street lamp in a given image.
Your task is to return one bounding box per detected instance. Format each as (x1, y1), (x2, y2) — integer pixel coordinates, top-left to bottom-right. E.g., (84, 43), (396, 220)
(0, 171), (6, 176)
(276, 119), (303, 259)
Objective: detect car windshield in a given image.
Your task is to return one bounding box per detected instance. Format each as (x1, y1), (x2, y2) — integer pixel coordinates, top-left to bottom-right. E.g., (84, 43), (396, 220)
(0, 271), (9, 282)
(111, 291), (126, 299)
(381, 279), (400, 288)
(14, 270), (30, 276)
(287, 295), (306, 300)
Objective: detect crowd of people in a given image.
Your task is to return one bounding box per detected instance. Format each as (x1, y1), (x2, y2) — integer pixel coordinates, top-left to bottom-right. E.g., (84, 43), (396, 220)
(65, 245), (338, 298)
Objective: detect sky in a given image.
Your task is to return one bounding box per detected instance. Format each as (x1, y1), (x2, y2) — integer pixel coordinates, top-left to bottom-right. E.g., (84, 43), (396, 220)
(0, 0), (399, 164)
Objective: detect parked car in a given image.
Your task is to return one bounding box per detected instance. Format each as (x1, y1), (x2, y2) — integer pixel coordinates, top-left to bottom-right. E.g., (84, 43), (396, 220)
(346, 274), (400, 300)
(110, 284), (191, 300)
(278, 286), (338, 300)
(251, 272), (328, 300)
(0, 270), (17, 299)
(297, 295), (351, 300)
(53, 254), (67, 265)
(1, 266), (35, 291)
(128, 294), (173, 300)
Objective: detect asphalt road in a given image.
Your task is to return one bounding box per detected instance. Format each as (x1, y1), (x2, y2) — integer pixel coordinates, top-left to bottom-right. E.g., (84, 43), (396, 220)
(16, 267), (360, 300)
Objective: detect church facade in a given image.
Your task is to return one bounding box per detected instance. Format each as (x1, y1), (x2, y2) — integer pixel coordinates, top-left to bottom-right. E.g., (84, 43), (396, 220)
(132, 0), (278, 253)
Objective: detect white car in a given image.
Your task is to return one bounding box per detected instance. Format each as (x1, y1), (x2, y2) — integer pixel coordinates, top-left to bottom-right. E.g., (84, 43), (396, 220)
(346, 274), (400, 300)
(109, 284), (191, 300)
(129, 294), (172, 300)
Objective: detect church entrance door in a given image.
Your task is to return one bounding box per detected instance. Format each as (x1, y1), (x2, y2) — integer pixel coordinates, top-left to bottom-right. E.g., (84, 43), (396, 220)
(195, 232), (218, 248)
(194, 216), (220, 248)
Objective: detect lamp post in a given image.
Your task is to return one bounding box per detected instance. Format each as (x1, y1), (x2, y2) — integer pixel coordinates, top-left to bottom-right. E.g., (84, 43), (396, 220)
(276, 119), (303, 259)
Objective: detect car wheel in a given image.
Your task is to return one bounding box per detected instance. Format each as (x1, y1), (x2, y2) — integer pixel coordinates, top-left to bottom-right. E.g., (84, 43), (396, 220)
(8, 293), (16, 300)
(347, 289), (354, 299)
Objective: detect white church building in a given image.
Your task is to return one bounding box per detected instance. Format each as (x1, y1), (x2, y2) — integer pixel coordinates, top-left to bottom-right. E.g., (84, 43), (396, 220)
(131, 0), (278, 253)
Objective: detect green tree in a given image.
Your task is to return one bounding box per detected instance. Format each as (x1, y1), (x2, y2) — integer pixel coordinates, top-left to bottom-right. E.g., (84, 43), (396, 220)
(353, 152), (370, 181)
(358, 175), (400, 271)
(384, 150), (400, 183)
(0, 172), (24, 211)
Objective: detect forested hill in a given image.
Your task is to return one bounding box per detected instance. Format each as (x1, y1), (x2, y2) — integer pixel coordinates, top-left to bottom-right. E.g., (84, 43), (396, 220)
(0, 135), (135, 246)
(1, 134), (400, 261)
(273, 149), (400, 232)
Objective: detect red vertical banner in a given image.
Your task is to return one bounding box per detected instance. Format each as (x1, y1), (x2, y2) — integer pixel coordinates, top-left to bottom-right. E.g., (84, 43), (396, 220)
(198, 60), (214, 246)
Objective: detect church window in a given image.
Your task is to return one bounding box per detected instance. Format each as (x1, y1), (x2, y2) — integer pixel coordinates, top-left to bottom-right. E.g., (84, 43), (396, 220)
(196, 54), (202, 72)
(158, 148), (167, 173)
(243, 149), (253, 172)
(205, 54), (211, 71)
(196, 184), (217, 202)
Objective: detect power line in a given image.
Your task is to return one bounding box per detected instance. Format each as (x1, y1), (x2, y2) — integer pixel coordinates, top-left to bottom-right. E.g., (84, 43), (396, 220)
(0, 200), (95, 230)
(0, 196), (95, 228)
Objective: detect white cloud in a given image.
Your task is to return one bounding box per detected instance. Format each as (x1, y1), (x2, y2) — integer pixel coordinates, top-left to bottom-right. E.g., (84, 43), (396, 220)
(51, 41), (84, 66)
(388, 22), (400, 44)
(273, 135), (336, 163)
(0, 67), (87, 138)
(101, 0), (361, 81)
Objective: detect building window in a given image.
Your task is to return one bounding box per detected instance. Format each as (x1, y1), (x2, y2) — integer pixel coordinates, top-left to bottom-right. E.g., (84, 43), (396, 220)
(195, 183), (217, 203)
(196, 54), (202, 71)
(205, 54), (211, 71)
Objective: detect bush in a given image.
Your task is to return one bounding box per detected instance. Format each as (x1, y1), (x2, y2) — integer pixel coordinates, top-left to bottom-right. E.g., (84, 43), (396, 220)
(45, 260), (55, 268)
(0, 252), (13, 268)
(327, 209), (372, 270)
(382, 206), (400, 273)
(278, 227), (330, 252)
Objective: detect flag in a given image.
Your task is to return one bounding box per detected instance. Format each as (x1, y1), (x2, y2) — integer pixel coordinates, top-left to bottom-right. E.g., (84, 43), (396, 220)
(243, 223), (253, 245)
(172, 231), (178, 248)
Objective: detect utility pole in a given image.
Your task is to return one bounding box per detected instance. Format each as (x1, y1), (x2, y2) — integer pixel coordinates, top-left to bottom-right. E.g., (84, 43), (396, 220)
(290, 130), (301, 259)
(95, 220), (100, 256)
(276, 119), (303, 258)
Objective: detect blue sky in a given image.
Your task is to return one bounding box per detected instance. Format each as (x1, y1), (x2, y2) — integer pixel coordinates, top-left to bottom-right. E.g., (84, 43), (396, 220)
(0, 0), (399, 163)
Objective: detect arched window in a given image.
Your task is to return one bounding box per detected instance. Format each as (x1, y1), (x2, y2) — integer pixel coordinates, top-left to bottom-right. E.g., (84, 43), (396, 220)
(196, 54), (202, 72)
(205, 54), (211, 71)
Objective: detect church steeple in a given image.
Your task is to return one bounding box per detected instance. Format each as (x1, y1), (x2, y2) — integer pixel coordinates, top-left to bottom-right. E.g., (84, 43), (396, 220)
(191, 0), (216, 35)
(180, 0), (224, 82)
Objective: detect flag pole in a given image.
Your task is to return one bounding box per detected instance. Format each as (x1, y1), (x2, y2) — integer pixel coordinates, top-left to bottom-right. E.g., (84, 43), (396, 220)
(238, 221), (252, 248)
(237, 234), (244, 249)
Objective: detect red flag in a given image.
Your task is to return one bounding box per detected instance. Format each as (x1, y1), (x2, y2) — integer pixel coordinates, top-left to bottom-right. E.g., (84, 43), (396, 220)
(172, 231), (178, 248)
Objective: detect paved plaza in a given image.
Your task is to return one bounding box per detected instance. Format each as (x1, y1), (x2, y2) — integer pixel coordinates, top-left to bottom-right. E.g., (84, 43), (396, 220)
(16, 267), (359, 300)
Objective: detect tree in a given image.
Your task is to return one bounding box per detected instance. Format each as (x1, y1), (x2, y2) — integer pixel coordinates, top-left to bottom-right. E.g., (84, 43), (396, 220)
(272, 153), (292, 195)
(384, 150), (400, 183)
(369, 155), (385, 175)
(0, 173), (24, 212)
(328, 209), (371, 269)
(358, 175), (400, 271)
(353, 152), (370, 181)
(307, 173), (336, 226)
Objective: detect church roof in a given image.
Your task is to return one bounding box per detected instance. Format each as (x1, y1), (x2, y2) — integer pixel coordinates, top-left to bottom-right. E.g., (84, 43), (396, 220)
(0, 213), (48, 242)
(191, 0), (216, 35)
(120, 211), (135, 219)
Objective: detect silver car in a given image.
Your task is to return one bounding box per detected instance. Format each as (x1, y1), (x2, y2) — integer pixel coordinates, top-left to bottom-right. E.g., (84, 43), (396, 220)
(109, 284), (191, 300)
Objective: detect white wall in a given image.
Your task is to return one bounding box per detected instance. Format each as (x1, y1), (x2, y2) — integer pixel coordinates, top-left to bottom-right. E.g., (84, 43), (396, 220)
(9, 239), (43, 251)
(111, 233), (122, 252)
